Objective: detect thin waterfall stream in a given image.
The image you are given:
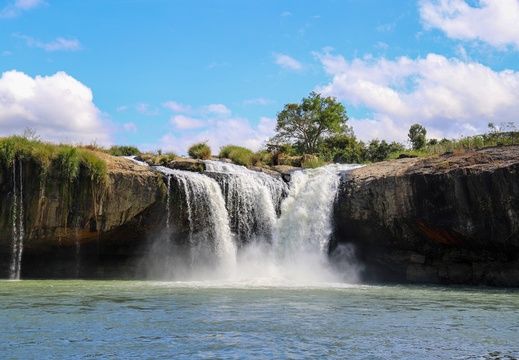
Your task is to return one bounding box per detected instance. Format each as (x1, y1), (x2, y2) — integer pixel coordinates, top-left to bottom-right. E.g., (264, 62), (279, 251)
(9, 159), (24, 280)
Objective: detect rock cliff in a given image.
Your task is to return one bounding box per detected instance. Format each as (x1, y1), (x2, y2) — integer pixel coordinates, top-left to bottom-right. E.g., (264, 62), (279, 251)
(1, 145), (519, 286)
(334, 146), (519, 286)
(0, 153), (187, 278)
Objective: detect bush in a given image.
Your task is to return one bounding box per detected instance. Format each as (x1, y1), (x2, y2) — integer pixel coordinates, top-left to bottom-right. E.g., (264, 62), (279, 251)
(301, 156), (325, 168)
(188, 142), (211, 160)
(219, 145), (254, 167)
(107, 145), (141, 157)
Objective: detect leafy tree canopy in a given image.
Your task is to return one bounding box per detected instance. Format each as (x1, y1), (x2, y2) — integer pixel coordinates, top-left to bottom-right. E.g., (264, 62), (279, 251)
(269, 91), (351, 154)
(408, 124), (427, 150)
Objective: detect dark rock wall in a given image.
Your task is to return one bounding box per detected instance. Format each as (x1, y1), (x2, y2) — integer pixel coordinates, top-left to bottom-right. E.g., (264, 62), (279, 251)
(334, 147), (519, 286)
(0, 156), (171, 278)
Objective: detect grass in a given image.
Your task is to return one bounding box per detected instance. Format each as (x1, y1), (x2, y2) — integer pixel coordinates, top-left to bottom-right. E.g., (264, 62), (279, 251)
(188, 142), (211, 160)
(106, 145), (141, 157)
(219, 145), (256, 167)
(0, 135), (108, 185)
(301, 156), (326, 168)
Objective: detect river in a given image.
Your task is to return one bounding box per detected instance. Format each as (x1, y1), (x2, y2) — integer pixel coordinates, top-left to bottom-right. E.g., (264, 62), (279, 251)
(1, 280), (518, 359)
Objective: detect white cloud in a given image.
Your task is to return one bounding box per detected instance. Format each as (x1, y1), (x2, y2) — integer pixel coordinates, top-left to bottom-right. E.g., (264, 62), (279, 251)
(273, 53), (304, 71)
(0, 70), (111, 145)
(170, 115), (205, 130)
(0, 0), (45, 18)
(243, 97), (274, 106)
(135, 103), (159, 116)
(315, 51), (519, 143)
(123, 122), (138, 133)
(419, 0), (519, 49)
(202, 103), (231, 116)
(157, 116), (276, 155)
(163, 101), (193, 114)
(159, 100), (277, 154)
(14, 34), (82, 52)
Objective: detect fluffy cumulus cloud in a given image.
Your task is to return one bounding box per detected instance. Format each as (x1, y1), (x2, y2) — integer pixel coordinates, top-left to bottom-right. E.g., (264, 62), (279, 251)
(315, 51), (519, 142)
(158, 101), (276, 155)
(0, 70), (111, 145)
(419, 0), (519, 49)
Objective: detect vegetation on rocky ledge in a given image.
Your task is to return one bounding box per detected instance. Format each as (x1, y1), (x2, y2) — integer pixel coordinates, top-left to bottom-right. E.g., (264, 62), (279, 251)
(0, 135), (108, 185)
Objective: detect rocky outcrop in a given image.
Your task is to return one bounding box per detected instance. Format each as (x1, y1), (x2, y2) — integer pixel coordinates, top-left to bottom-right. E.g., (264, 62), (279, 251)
(334, 146), (519, 286)
(0, 153), (194, 278)
(2, 145), (519, 286)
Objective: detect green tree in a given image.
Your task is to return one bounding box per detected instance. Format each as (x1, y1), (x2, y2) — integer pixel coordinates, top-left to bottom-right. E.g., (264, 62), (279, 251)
(270, 92), (350, 154)
(408, 124), (427, 150)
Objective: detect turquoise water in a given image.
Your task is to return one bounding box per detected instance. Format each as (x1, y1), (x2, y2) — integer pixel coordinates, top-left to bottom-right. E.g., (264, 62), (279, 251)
(1, 280), (518, 359)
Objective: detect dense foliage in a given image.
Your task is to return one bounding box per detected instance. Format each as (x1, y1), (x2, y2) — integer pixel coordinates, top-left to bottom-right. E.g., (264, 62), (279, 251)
(269, 92), (351, 154)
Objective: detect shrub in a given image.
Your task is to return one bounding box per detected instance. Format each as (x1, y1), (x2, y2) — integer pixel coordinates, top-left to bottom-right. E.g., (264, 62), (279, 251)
(301, 156), (325, 168)
(188, 142), (211, 160)
(107, 145), (141, 157)
(219, 145), (254, 166)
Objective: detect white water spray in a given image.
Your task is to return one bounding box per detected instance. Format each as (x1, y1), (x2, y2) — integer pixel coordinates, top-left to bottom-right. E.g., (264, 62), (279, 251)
(123, 156), (362, 284)
(9, 159), (24, 280)
(204, 160), (288, 244)
(153, 166), (237, 275)
(205, 163), (363, 284)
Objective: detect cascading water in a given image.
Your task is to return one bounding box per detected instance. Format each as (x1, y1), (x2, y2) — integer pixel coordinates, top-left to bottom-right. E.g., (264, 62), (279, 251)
(153, 166), (237, 276)
(203, 160), (288, 245)
(124, 156), (362, 283)
(9, 159), (24, 280)
(275, 164), (361, 257)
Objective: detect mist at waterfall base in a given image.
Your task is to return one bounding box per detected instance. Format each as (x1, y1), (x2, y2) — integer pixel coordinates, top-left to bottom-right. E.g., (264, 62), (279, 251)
(141, 161), (363, 285)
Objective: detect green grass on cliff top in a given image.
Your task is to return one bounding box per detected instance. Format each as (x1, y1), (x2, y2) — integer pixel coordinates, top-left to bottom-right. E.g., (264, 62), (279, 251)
(0, 135), (108, 184)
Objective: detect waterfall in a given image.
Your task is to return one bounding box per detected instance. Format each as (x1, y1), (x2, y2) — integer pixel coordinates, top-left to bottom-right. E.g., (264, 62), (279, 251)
(165, 174), (171, 233)
(204, 160), (288, 244)
(153, 166), (237, 273)
(274, 164), (362, 258)
(9, 159), (24, 280)
(75, 216), (81, 278)
(123, 156), (362, 283)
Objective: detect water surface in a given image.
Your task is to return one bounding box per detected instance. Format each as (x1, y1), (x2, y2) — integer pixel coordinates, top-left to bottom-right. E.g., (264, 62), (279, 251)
(1, 280), (518, 359)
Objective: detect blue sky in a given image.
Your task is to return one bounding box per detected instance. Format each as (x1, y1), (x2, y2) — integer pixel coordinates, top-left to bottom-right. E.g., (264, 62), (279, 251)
(1, 0), (518, 154)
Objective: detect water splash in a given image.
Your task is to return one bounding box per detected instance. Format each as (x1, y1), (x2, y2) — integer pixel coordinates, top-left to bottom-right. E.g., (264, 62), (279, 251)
(9, 159), (24, 280)
(275, 164), (362, 257)
(204, 160), (288, 244)
(211, 163), (362, 284)
(128, 155), (362, 284)
(153, 166), (237, 275)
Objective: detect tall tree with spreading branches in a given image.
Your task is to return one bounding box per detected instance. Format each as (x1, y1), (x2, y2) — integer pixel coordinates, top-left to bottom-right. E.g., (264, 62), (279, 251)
(269, 92), (351, 154)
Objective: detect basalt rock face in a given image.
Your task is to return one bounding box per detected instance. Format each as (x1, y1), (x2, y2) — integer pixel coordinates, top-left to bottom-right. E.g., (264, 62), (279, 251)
(334, 146), (519, 287)
(0, 154), (189, 279)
